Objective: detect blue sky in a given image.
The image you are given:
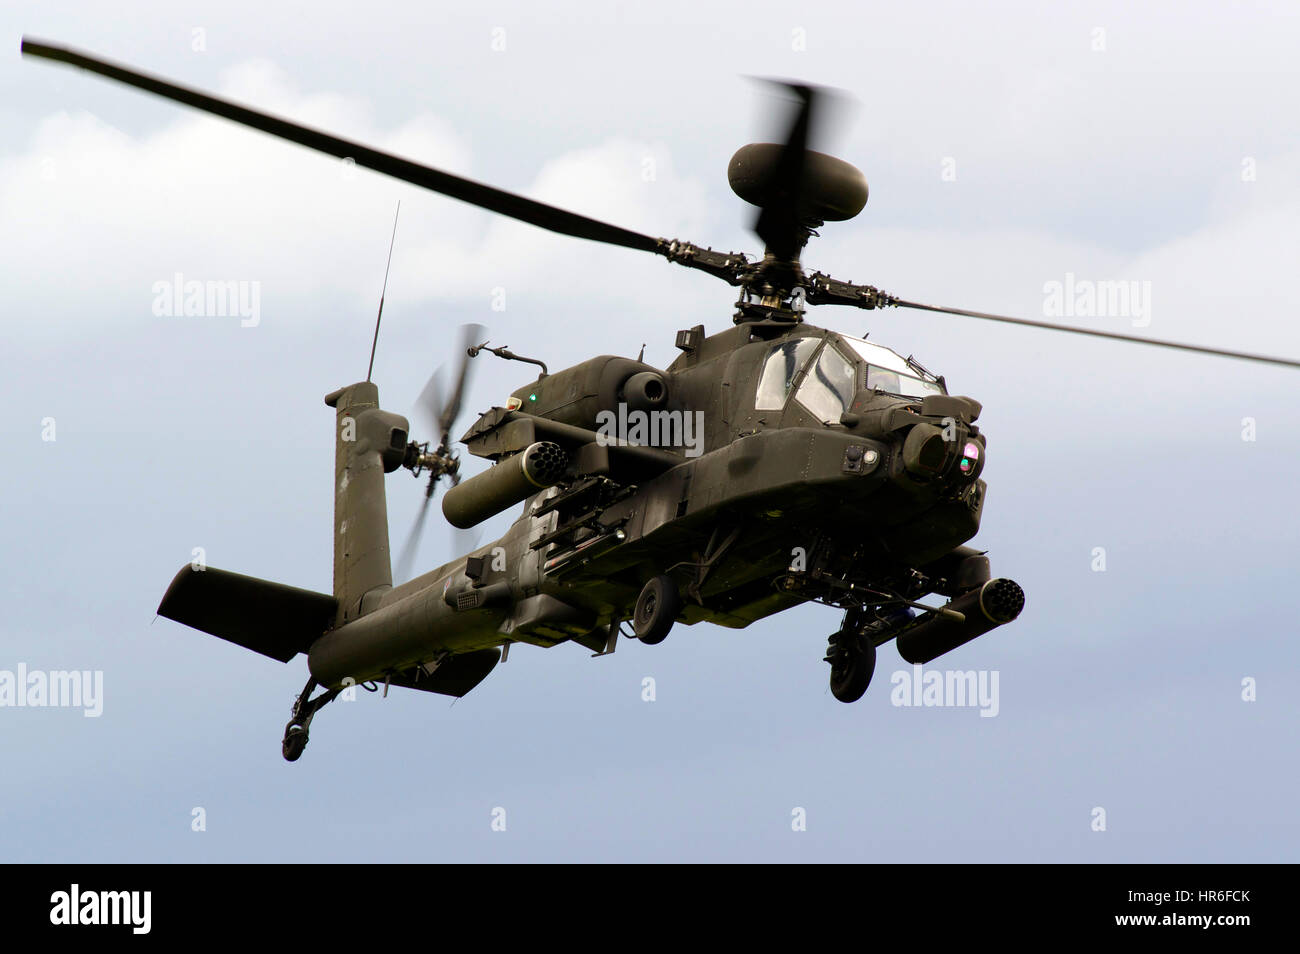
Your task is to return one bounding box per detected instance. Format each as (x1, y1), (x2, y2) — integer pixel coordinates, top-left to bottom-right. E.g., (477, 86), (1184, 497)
(3, 0), (1298, 861)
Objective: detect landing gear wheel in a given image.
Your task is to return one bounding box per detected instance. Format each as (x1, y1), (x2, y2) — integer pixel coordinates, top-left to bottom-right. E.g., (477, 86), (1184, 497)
(633, 575), (681, 645)
(829, 637), (876, 704)
(282, 724), (309, 762)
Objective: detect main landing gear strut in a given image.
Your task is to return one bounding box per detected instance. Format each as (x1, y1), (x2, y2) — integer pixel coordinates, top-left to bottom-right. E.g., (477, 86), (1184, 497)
(282, 676), (341, 762)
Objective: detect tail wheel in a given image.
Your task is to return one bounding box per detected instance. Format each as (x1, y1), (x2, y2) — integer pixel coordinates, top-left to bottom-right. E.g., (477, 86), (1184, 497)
(633, 575), (681, 645)
(282, 724), (309, 762)
(829, 637), (876, 703)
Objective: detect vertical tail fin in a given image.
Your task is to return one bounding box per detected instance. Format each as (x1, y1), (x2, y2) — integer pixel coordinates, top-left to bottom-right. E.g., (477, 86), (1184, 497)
(324, 382), (409, 624)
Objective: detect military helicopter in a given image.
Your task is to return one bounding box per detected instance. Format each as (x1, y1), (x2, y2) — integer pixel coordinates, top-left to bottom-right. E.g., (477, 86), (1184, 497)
(23, 39), (1300, 761)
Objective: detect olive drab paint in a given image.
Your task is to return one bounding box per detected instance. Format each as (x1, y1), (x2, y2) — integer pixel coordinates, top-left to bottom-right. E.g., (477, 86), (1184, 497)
(29, 37), (1292, 761)
(325, 382), (409, 624)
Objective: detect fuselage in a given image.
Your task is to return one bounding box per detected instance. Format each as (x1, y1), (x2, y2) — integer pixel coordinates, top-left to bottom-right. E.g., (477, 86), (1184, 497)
(307, 320), (988, 689)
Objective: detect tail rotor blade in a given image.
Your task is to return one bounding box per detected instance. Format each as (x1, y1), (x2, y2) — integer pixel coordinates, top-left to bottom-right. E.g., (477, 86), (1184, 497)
(412, 323), (487, 444)
(453, 525), (484, 560)
(439, 323), (487, 439)
(395, 492), (435, 583)
(397, 489), (483, 582)
(414, 367), (446, 438)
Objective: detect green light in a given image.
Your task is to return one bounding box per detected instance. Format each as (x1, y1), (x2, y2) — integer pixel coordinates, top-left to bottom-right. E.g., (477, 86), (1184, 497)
(529, 393), (537, 401)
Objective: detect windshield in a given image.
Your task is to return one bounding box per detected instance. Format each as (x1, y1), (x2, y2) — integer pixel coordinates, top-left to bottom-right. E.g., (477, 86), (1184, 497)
(840, 334), (945, 400)
(795, 343), (858, 423)
(755, 337), (820, 410)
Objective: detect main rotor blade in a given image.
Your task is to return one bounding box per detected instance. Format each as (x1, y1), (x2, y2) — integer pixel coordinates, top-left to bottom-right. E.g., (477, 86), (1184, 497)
(20, 38), (663, 254)
(893, 299), (1300, 370)
(754, 83), (816, 260)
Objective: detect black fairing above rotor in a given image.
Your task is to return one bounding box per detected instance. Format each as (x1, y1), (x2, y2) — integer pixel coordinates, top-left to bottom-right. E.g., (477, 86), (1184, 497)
(728, 83), (869, 296)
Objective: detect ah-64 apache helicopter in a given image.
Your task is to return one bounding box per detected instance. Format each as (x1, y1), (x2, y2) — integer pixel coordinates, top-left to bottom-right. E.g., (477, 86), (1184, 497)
(23, 39), (1300, 761)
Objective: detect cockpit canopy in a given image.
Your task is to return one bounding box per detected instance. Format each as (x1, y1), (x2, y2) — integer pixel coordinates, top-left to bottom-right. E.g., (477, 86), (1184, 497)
(755, 332), (945, 424)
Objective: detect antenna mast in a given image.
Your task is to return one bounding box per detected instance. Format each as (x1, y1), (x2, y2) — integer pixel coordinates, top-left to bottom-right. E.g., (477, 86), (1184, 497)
(366, 201), (401, 382)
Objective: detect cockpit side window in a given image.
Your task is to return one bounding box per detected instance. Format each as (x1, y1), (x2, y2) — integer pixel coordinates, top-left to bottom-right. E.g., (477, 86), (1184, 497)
(755, 337), (820, 410)
(795, 344), (858, 423)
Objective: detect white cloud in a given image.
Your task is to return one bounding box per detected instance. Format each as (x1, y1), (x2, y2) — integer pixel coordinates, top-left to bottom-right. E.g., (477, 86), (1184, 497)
(6, 53), (1297, 425)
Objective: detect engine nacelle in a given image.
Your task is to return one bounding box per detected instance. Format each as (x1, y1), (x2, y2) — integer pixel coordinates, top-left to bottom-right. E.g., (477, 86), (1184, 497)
(508, 356), (667, 431)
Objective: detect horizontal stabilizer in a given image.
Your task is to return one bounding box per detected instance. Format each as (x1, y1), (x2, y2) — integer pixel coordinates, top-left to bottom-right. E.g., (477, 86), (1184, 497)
(157, 565), (337, 663)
